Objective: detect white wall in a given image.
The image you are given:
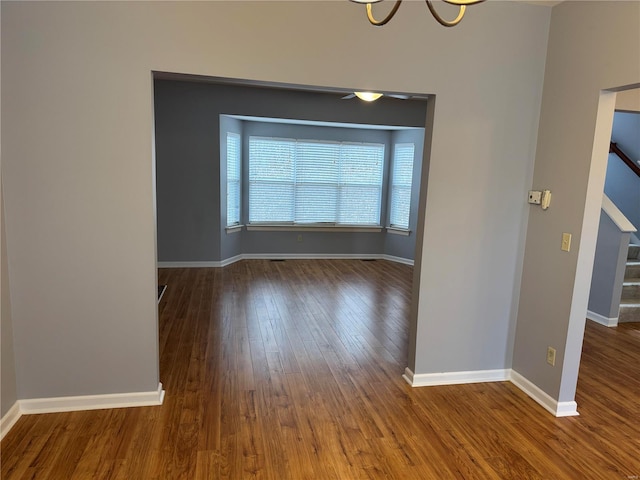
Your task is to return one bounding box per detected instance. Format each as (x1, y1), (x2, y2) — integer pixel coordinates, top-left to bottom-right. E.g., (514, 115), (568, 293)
(513, 1), (640, 404)
(2, 1), (550, 400)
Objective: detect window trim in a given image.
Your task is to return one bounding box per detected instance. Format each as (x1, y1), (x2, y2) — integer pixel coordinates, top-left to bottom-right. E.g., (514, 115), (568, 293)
(226, 132), (241, 227)
(225, 224), (244, 234)
(386, 227), (411, 236)
(388, 142), (415, 230)
(246, 224), (383, 233)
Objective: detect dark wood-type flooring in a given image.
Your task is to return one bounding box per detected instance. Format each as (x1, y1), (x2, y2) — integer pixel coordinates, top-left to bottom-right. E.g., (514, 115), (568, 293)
(2, 259), (639, 479)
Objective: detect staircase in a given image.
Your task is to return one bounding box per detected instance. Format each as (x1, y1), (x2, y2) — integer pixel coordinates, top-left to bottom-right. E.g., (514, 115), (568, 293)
(620, 244), (640, 323)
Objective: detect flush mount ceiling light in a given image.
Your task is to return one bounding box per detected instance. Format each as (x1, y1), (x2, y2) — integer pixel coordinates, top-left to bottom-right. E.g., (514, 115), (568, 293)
(342, 92), (423, 101)
(354, 92), (384, 102)
(350, 0), (485, 27)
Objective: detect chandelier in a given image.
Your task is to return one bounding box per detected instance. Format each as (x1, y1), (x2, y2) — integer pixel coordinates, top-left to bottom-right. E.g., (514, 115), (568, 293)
(350, 0), (485, 27)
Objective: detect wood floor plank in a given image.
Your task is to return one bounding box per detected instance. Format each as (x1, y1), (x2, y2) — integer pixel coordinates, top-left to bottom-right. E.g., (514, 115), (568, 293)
(2, 259), (640, 479)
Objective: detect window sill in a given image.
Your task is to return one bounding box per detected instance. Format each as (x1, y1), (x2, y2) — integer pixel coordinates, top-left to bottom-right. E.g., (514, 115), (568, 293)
(387, 227), (411, 236)
(225, 224), (244, 234)
(246, 224), (383, 233)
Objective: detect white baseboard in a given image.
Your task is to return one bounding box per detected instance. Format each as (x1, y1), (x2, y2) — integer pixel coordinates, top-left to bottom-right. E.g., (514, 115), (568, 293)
(242, 253), (381, 261)
(403, 367), (510, 387)
(220, 254), (243, 267)
(586, 310), (618, 327)
(158, 261), (226, 268)
(403, 367), (579, 418)
(159, 254), (414, 268)
(19, 383), (165, 415)
(0, 402), (22, 441)
(382, 254), (414, 266)
(510, 371), (579, 417)
(0, 384), (165, 440)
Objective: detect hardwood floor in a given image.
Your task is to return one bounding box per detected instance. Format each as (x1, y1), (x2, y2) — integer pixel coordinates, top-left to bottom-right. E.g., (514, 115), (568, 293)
(2, 259), (639, 479)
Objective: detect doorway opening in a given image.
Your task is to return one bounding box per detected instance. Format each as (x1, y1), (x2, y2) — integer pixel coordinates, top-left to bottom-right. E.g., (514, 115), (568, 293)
(151, 72), (435, 378)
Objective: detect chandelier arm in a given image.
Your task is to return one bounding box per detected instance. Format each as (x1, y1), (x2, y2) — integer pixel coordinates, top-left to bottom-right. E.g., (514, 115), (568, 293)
(365, 0), (403, 26)
(425, 1), (466, 27)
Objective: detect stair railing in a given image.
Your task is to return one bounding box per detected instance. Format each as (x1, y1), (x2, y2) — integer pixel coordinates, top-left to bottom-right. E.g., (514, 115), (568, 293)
(610, 142), (640, 178)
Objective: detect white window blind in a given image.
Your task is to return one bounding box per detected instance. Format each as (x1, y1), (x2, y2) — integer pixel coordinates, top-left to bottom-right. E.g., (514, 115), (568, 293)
(226, 132), (241, 226)
(249, 136), (384, 225)
(389, 143), (415, 229)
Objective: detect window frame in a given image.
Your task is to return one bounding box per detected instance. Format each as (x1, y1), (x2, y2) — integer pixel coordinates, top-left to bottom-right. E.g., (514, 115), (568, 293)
(247, 135), (386, 228)
(226, 132), (241, 228)
(388, 142), (415, 231)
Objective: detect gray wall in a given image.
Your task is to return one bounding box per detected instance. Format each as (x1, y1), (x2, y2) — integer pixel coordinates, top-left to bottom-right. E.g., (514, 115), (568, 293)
(0, 3), (17, 416)
(605, 112), (640, 234)
(588, 212), (630, 319)
(155, 79), (428, 262)
(1, 1), (552, 403)
(513, 1), (639, 404)
(155, 83), (222, 262)
(1, 196), (18, 417)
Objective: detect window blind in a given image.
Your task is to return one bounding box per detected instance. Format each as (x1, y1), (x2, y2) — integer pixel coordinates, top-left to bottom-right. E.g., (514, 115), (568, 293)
(249, 136), (384, 225)
(226, 132), (241, 226)
(389, 143), (415, 229)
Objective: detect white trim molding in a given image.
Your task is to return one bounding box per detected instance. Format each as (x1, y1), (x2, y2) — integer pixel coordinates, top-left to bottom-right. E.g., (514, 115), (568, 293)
(159, 254), (414, 268)
(20, 383), (165, 415)
(602, 194), (637, 233)
(0, 402), (22, 441)
(403, 367), (510, 387)
(246, 224), (383, 233)
(386, 227), (411, 236)
(219, 255), (244, 267)
(382, 254), (414, 266)
(510, 371), (579, 417)
(158, 256), (243, 268)
(242, 253), (379, 261)
(403, 368), (579, 418)
(586, 310), (618, 327)
(225, 225), (243, 234)
(158, 261), (225, 268)
(0, 384), (165, 440)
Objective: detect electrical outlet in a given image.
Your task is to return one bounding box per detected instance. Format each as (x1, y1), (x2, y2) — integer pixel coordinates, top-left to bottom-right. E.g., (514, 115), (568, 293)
(297, 234), (303, 243)
(546, 346), (556, 366)
(561, 233), (571, 252)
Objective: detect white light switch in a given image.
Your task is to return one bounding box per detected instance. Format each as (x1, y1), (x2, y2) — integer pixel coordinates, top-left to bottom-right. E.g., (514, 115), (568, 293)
(561, 233), (571, 252)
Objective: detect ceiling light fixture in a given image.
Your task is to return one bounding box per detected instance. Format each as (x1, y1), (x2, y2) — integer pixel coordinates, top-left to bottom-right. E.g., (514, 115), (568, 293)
(350, 0), (485, 27)
(354, 91), (384, 102)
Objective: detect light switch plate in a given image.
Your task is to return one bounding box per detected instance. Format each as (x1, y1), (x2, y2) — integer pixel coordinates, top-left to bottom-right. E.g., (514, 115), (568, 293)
(547, 346), (556, 366)
(561, 233), (571, 252)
